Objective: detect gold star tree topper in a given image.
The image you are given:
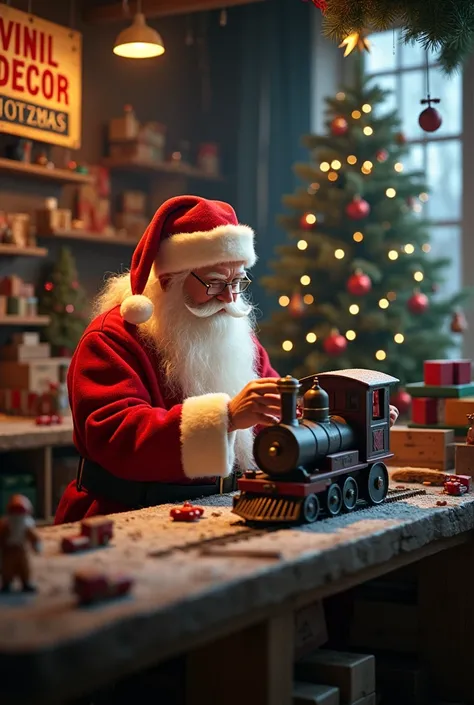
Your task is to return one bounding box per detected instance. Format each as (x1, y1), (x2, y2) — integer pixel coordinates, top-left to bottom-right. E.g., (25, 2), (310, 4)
(339, 30), (371, 57)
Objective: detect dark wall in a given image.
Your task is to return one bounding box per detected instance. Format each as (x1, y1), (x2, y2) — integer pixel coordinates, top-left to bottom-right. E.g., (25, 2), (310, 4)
(0, 1), (241, 346)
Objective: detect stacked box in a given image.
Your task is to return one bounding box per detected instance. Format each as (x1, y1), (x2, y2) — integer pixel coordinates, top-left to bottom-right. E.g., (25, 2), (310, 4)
(294, 650), (376, 705)
(406, 359), (474, 439)
(387, 427), (455, 470)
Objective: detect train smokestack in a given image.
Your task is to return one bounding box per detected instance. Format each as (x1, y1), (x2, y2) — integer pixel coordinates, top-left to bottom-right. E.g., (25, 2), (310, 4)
(277, 376), (300, 426)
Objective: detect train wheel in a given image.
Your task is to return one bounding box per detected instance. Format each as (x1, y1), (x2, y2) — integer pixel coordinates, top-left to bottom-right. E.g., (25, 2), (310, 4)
(326, 483), (343, 516)
(341, 476), (358, 512)
(366, 462), (389, 505)
(301, 494), (320, 523)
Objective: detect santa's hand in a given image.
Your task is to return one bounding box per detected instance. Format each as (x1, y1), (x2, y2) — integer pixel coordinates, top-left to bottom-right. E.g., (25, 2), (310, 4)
(389, 405), (399, 427)
(228, 378), (281, 431)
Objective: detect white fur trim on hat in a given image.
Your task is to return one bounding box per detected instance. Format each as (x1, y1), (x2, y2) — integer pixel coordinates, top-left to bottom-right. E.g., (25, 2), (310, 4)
(180, 393), (236, 479)
(155, 224), (257, 275)
(120, 294), (154, 325)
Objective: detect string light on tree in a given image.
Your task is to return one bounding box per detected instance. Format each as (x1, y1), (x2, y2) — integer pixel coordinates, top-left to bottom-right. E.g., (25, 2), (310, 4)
(394, 162), (403, 172)
(347, 155), (357, 165)
(386, 188), (397, 198)
(306, 332), (317, 343)
(404, 244), (415, 254)
(282, 340), (293, 352)
(328, 171), (339, 182)
(278, 295), (290, 307)
(349, 304), (360, 315)
(362, 104), (372, 113)
(331, 159), (342, 170)
(388, 250), (399, 260)
(336, 91), (345, 101)
(394, 333), (405, 344)
(353, 231), (364, 242)
(304, 294), (314, 304)
(352, 110), (362, 119)
(376, 149), (389, 163)
(300, 275), (311, 286)
(301, 212), (317, 229)
(297, 239), (308, 250)
(346, 330), (356, 340)
(413, 270), (424, 282)
(379, 298), (389, 309)
(422, 243), (431, 253)
(320, 162), (330, 172)
(334, 248), (345, 259)
(363, 126), (373, 136)
(375, 350), (387, 361)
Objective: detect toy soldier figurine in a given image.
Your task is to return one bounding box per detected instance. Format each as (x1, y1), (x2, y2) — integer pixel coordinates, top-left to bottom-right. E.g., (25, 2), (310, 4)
(0, 494), (41, 593)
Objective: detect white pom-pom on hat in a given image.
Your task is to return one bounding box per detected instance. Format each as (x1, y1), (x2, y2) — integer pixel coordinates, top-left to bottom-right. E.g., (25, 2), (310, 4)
(120, 294), (154, 325)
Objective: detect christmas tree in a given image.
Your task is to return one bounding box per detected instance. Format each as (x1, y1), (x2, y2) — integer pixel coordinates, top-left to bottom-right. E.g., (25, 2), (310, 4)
(260, 66), (470, 405)
(39, 246), (89, 355)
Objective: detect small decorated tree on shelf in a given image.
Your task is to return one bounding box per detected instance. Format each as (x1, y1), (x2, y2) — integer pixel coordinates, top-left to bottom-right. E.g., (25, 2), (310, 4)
(259, 66), (470, 415)
(39, 246), (89, 356)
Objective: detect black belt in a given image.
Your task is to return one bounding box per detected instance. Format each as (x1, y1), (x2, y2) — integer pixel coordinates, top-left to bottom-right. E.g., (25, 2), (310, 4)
(76, 457), (238, 509)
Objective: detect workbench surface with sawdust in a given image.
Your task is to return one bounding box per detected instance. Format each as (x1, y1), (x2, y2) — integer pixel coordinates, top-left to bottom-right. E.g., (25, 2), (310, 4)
(1, 473), (474, 704)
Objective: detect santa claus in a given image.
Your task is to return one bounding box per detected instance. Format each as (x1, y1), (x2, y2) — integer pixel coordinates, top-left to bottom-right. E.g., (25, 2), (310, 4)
(55, 195), (399, 524)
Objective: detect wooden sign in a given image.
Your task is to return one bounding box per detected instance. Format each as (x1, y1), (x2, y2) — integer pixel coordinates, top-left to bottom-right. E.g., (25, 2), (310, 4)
(0, 6), (82, 149)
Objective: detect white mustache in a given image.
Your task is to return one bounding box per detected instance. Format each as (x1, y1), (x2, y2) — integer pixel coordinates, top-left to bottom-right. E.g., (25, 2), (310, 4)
(184, 296), (252, 319)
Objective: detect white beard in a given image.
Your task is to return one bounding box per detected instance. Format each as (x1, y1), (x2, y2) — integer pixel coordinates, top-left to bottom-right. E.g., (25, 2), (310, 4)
(138, 273), (259, 472)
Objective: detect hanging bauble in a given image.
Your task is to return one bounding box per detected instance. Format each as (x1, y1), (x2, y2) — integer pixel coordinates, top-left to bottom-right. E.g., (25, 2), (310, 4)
(323, 329), (348, 356)
(345, 196), (370, 220)
(288, 290), (305, 318)
(346, 269), (372, 296)
(450, 310), (468, 334)
(407, 291), (429, 315)
(419, 105), (442, 133)
(330, 116), (348, 136)
(395, 132), (407, 146)
(376, 149), (389, 163)
(391, 389), (412, 416)
(300, 213), (317, 230)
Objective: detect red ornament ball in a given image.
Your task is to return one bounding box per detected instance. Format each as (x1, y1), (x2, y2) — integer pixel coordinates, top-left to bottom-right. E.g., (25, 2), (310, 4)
(331, 116), (349, 136)
(391, 389), (412, 415)
(300, 212), (317, 230)
(323, 330), (348, 357)
(419, 106), (442, 133)
(407, 291), (429, 314)
(346, 196), (370, 220)
(347, 270), (372, 296)
(376, 149), (389, 163)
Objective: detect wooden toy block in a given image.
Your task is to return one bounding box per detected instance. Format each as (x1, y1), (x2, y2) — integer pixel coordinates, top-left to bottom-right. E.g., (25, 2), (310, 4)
(406, 382), (474, 398)
(455, 443), (474, 478)
(424, 360), (453, 386)
(387, 426), (455, 470)
(444, 397), (474, 426)
(295, 650), (375, 705)
(411, 397), (438, 425)
(452, 359), (472, 385)
(293, 682), (340, 705)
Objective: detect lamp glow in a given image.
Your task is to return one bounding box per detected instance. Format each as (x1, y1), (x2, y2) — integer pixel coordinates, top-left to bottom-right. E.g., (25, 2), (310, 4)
(114, 11), (165, 59)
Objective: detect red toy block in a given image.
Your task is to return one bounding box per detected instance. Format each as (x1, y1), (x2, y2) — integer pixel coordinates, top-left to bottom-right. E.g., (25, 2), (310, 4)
(452, 360), (472, 385)
(412, 397), (438, 425)
(424, 360), (454, 386)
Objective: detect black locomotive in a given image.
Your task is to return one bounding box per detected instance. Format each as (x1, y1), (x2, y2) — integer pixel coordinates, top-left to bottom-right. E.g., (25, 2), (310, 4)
(232, 368), (399, 524)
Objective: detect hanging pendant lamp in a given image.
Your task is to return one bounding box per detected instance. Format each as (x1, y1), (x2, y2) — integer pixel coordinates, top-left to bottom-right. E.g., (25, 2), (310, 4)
(113, 0), (165, 59)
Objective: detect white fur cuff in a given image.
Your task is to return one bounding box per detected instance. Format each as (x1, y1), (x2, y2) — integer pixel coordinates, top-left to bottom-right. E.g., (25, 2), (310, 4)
(155, 224), (257, 274)
(180, 393), (237, 479)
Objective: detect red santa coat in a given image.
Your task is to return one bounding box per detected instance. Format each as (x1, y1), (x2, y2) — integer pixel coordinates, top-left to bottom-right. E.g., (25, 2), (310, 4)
(54, 305), (279, 524)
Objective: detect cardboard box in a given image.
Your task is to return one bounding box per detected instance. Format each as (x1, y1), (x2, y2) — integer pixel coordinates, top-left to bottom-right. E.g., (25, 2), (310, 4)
(0, 359), (62, 393)
(388, 426), (455, 470)
(0, 343), (51, 362)
(295, 651), (375, 705)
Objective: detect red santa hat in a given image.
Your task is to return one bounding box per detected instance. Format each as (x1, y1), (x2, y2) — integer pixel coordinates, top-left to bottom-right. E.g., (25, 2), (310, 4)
(120, 195), (257, 325)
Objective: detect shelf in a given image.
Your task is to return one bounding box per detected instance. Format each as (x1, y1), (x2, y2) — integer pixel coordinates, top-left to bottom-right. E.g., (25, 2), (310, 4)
(102, 157), (224, 182)
(0, 316), (50, 326)
(37, 230), (139, 246)
(0, 158), (94, 185)
(0, 245), (48, 257)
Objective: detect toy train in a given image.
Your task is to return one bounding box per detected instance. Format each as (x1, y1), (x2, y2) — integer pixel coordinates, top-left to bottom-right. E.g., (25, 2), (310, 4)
(232, 368), (399, 524)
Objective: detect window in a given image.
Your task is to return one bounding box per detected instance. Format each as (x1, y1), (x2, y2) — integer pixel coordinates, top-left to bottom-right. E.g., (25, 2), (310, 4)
(372, 389), (385, 420)
(364, 30), (463, 300)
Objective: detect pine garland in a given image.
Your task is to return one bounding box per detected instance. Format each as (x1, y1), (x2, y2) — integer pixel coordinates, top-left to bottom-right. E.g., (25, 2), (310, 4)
(316, 0), (474, 73)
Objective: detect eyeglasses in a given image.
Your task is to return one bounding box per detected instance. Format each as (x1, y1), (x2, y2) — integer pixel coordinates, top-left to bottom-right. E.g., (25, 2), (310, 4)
(191, 271), (252, 296)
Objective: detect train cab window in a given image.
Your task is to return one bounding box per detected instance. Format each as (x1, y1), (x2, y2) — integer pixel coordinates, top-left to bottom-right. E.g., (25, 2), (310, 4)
(372, 389), (385, 420)
(346, 392), (359, 410)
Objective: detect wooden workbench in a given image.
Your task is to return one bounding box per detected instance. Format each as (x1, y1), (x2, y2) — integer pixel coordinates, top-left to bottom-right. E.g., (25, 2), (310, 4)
(0, 479), (474, 705)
